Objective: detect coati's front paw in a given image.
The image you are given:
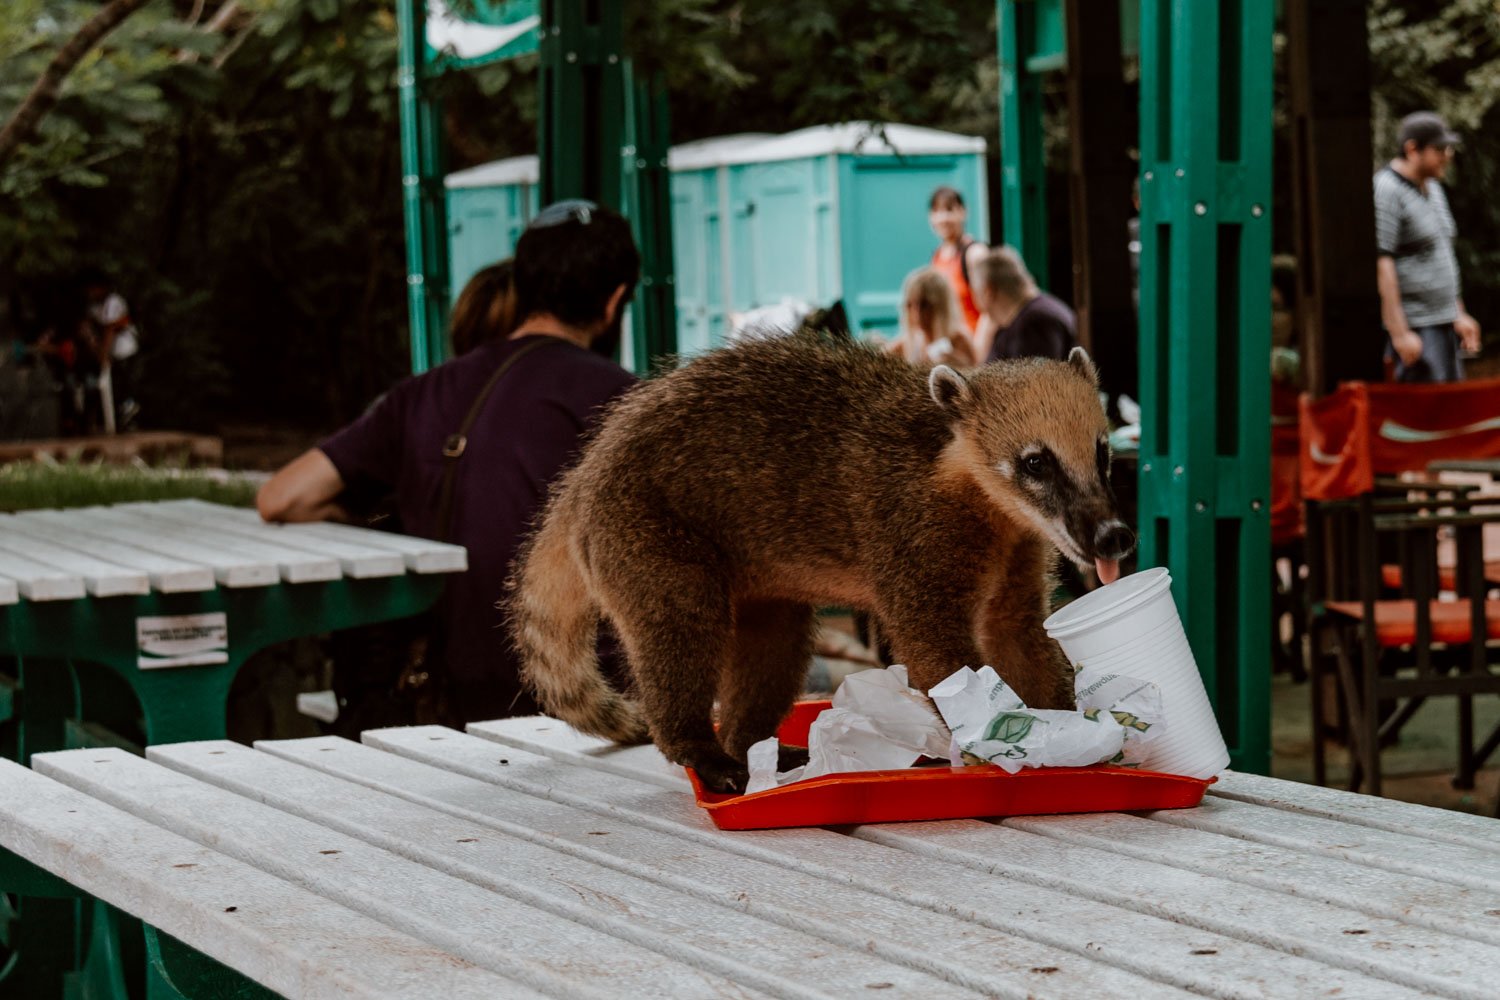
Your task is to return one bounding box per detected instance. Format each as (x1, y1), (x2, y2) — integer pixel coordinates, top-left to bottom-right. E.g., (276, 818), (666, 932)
(685, 746), (751, 795)
(695, 757), (750, 796)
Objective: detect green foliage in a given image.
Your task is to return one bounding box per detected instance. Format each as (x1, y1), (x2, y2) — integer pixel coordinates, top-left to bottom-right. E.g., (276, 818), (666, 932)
(0, 458), (260, 511)
(0, 0), (1003, 434)
(1, 0), (412, 432)
(10, 0), (1498, 439)
(637, 0), (998, 142)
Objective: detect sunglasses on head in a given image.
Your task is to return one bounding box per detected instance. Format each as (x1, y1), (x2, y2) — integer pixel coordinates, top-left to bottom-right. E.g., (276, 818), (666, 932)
(529, 199), (598, 229)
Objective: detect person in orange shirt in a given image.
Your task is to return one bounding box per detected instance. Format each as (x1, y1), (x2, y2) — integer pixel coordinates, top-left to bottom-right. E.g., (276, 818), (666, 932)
(927, 185), (995, 357)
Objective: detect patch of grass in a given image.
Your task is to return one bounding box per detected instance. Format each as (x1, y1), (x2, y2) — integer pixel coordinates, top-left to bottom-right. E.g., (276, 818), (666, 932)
(0, 459), (261, 512)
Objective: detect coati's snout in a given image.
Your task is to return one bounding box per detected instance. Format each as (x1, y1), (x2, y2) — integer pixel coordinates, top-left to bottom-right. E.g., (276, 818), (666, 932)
(930, 348), (1135, 582)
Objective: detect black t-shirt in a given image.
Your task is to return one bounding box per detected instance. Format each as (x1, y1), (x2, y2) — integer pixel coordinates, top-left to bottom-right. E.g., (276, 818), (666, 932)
(319, 335), (637, 719)
(987, 292), (1079, 363)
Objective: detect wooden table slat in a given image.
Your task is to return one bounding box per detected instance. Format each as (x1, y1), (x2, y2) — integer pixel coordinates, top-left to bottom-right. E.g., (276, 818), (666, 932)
(141, 500), (409, 578)
(160, 500), (467, 574)
(151, 739), (985, 1000)
(366, 726), (1431, 999)
(3, 511), (215, 592)
(73, 506), (343, 584)
(0, 515), (150, 597)
(0, 547), (86, 601)
(33, 748), (774, 1000)
(0, 759), (545, 1000)
(1002, 808), (1500, 947)
(23, 508), (277, 589)
(1212, 770), (1500, 853)
(1144, 792), (1500, 892)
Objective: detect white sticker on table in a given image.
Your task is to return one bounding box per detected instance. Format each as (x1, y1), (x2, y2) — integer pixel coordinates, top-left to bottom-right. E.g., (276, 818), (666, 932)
(136, 613), (229, 669)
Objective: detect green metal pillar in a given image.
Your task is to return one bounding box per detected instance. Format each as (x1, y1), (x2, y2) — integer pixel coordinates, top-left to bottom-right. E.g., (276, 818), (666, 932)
(1137, 0), (1273, 774)
(397, 0), (451, 374)
(997, 0), (1050, 286)
(538, 0), (623, 208)
(621, 65), (678, 366)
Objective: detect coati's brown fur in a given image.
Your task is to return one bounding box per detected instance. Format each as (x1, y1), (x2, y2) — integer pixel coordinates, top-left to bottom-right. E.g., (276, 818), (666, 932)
(509, 333), (1134, 792)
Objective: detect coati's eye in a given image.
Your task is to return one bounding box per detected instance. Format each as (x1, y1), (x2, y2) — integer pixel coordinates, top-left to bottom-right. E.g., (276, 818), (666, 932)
(1021, 450), (1052, 477)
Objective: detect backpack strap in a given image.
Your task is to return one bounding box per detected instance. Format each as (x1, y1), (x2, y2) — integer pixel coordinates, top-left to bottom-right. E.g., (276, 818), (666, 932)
(435, 336), (560, 542)
(956, 236), (977, 292)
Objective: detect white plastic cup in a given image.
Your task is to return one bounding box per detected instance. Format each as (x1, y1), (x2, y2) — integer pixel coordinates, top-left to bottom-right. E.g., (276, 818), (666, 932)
(1044, 567), (1230, 780)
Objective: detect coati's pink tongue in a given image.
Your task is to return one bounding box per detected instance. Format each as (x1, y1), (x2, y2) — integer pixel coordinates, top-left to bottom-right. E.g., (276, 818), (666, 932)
(1096, 558), (1121, 585)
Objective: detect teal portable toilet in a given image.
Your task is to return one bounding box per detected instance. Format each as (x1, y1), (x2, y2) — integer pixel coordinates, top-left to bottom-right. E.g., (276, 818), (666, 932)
(445, 122), (987, 358)
(667, 133), (775, 354)
(445, 154), (539, 294)
(670, 122), (988, 350)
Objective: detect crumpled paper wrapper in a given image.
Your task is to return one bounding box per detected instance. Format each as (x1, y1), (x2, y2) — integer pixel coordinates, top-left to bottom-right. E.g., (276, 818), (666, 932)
(931, 665), (1163, 773)
(745, 665), (947, 793)
(745, 663), (1164, 792)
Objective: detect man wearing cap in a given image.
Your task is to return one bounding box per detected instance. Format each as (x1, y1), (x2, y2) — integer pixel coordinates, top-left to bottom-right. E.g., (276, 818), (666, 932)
(1374, 111), (1480, 382)
(258, 200), (640, 723)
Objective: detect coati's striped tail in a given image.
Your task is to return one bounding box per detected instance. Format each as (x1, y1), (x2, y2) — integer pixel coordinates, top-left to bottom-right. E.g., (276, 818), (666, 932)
(509, 515), (649, 743)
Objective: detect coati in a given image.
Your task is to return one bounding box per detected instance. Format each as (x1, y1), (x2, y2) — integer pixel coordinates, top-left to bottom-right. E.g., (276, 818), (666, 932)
(509, 334), (1135, 793)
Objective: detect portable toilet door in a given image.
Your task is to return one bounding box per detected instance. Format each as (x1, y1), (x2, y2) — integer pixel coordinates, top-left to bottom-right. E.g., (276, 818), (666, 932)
(697, 123), (988, 346)
(445, 155), (539, 296)
(667, 134), (774, 356)
(832, 124), (988, 342)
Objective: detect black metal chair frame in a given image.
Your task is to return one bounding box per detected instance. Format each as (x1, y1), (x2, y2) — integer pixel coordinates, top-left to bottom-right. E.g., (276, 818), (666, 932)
(1307, 491), (1500, 804)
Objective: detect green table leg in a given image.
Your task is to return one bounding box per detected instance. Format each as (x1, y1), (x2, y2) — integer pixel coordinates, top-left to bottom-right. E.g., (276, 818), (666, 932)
(1, 896), (79, 998)
(63, 900), (140, 1000)
(146, 926), (277, 1000)
(3, 575), (446, 751)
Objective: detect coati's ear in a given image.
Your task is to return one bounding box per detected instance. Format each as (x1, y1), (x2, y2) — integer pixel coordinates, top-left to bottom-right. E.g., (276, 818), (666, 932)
(928, 365), (972, 416)
(1068, 346), (1099, 387)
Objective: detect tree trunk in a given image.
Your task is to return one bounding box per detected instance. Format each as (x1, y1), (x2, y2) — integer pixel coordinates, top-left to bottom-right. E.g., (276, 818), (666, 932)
(0, 0), (153, 166)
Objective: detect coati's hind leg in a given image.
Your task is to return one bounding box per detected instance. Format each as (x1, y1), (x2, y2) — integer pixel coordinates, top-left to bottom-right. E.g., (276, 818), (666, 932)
(597, 551), (746, 794)
(718, 599), (817, 772)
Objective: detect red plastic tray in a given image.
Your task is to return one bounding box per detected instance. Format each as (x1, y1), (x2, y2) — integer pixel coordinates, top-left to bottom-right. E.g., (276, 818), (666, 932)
(687, 700), (1214, 830)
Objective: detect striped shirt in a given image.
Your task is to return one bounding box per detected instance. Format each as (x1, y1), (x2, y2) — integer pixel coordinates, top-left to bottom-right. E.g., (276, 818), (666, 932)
(1373, 166), (1460, 327)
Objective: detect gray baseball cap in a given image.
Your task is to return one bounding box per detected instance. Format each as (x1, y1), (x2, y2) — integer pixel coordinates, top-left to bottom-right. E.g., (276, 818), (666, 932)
(1398, 111), (1461, 151)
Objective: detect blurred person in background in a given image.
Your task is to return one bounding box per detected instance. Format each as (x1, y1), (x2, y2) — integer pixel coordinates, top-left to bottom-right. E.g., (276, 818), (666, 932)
(1375, 111), (1479, 383)
(974, 247), (1078, 363)
(448, 259), (518, 356)
(80, 267), (141, 430)
(884, 266), (977, 367)
(927, 186), (993, 354)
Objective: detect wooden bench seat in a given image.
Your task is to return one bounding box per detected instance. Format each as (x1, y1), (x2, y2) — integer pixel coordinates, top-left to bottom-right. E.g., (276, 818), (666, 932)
(1325, 598), (1500, 646)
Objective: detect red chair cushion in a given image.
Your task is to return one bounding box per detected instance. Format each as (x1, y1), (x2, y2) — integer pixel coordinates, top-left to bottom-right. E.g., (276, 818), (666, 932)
(1379, 562), (1500, 592)
(1325, 599), (1500, 646)
(1380, 564), (1458, 592)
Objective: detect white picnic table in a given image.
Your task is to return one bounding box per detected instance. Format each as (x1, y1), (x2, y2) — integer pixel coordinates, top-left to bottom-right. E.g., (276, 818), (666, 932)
(4, 712), (1500, 1000)
(0, 498), (465, 747)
